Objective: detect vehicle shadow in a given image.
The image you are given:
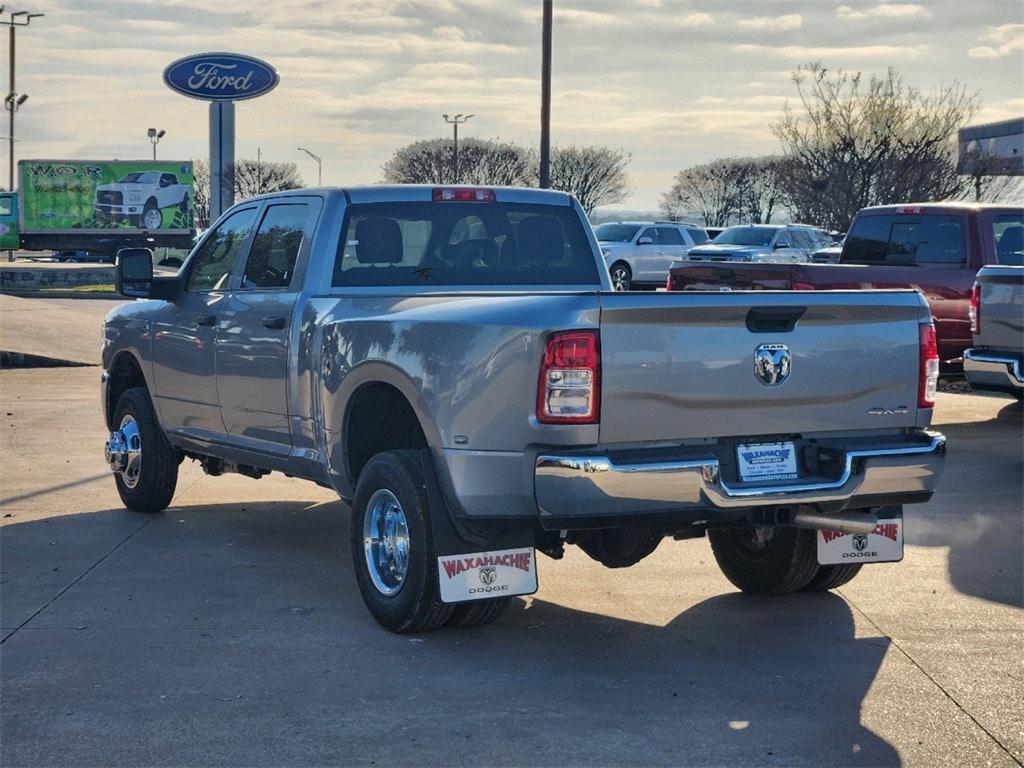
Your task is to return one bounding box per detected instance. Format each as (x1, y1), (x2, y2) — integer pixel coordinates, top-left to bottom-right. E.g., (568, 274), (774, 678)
(1, 502), (899, 767)
(907, 397), (1023, 608)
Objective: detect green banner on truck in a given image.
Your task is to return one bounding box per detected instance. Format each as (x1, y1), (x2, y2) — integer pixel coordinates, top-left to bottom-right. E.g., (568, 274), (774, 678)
(19, 160), (195, 234)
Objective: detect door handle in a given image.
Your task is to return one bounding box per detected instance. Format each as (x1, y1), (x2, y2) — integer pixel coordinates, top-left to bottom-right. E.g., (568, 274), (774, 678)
(196, 314), (216, 327)
(262, 316), (286, 330)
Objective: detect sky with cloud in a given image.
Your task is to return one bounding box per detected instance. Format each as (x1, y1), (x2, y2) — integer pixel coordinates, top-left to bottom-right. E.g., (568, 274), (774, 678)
(12, 0), (1024, 209)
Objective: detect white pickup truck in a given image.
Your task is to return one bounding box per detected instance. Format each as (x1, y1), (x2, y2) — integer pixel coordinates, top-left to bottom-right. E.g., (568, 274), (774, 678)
(94, 171), (191, 230)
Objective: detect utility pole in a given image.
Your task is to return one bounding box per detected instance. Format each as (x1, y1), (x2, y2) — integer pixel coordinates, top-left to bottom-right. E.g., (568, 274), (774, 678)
(148, 127), (165, 160)
(442, 113), (473, 183)
(539, 0), (553, 188)
(297, 146), (321, 185)
(257, 146), (262, 193)
(2, 7), (43, 191)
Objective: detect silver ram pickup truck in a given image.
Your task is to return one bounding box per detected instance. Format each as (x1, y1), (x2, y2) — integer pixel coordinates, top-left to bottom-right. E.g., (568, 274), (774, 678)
(965, 264), (1024, 398)
(102, 185), (946, 633)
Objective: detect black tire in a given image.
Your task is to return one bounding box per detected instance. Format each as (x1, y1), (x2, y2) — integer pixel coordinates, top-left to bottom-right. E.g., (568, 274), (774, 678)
(350, 450), (454, 633)
(445, 597), (511, 629)
(802, 563), (862, 591)
(142, 200), (162, 230)
(708, 526), (820, 596)
(609, 261), (631, 291)
(111, 387), (178, 513)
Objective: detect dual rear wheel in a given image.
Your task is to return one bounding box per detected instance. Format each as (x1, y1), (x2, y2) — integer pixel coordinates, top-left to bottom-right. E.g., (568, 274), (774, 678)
(708, 525), (862, 595)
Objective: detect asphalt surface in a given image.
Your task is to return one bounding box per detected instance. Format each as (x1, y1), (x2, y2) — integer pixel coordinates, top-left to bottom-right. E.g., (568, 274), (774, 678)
(1, 298), (1022, 767)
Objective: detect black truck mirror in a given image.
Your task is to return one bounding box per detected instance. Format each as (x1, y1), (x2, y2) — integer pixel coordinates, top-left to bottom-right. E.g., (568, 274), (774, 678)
(116, 248), (154, 297)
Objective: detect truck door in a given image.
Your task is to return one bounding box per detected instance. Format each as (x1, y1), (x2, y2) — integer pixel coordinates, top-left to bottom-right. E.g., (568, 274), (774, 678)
(150, 205), (259, 438)
(215, 199), (318, 454)
(632, 226), (662, 282)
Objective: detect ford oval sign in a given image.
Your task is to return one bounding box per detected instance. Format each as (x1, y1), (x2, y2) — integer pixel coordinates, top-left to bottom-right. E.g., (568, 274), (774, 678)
(163, 52), (278, 102)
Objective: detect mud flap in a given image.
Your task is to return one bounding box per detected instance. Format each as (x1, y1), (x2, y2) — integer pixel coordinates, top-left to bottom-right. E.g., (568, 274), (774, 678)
(419, 449), (538, 603)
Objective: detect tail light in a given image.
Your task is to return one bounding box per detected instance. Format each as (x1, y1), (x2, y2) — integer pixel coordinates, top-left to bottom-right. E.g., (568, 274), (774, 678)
(432, 187), (495, 202)
(792, 281), (815, 291)
(537, 330), (600, 424)
(969, 283), (981, 334)
(918, 323), (939, 408)
(665, 274), (673, 290)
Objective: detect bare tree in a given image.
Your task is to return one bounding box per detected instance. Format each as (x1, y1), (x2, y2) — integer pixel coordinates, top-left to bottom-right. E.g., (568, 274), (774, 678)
(192, 159), (210, 229)
(734, 156), (787, 224)
(661, 159), (746, 227)
(774, 62), (979, 230)
(547, 145), (630, 215)
(190, 158), (303, 229)
(383, 138), (534, 186)
(232, 158), (304, 199)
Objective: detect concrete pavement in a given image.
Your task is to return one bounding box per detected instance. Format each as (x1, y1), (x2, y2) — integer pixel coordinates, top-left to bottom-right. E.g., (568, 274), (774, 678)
(1, 359), (1022, 766)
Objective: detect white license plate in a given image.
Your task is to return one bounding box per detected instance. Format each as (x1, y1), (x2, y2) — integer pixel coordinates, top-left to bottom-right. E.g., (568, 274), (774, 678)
(736, 441), (798, 482)
(816, 518), (904, 565)
(437, 547), (538, 603)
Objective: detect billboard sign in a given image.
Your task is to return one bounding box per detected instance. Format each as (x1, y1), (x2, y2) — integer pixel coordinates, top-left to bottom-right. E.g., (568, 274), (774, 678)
(19, 160), (195, 234)
(957, 117), (1023, 177)
(163, 52), (279, 102)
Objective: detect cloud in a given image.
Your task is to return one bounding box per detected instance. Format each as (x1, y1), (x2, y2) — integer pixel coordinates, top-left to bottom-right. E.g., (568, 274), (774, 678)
(836, 4), (931, 20)
(739, 14), (802, 32)
(676, 12), (714, 27)
(734, 43), (929, 59)
(968, 23), (1024, 59)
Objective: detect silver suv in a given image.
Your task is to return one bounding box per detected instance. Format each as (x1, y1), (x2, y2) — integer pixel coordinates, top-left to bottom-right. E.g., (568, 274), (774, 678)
(594, 221), (708, 290)
(685, 224), (827, 264)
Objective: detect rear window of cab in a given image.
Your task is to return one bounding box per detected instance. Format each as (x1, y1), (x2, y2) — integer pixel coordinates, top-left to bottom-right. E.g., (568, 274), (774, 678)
(844, 214), (967, 265)
(332, 201), (600, 287)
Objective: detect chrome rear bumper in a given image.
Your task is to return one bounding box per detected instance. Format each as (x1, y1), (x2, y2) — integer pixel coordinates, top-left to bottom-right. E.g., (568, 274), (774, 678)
(535, 431), (945, 521)
(964, 349), (1024, 392)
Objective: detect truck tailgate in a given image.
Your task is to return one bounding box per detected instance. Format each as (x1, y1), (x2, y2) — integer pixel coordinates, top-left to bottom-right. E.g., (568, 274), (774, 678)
(598, 291), (927, 444)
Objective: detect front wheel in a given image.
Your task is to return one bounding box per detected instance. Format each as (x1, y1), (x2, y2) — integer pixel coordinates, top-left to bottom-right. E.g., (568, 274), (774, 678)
(350, 450), (454, 633)
(107, 387), (178, 513)
(142, 201), (163, 230)
(708, 526), (820, 595)
(609, 262), (631, 291)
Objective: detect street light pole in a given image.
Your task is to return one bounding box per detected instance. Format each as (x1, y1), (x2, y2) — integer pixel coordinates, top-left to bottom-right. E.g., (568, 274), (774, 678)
(148, 127), (166, 160)
(1, 8), (43, 191)
(297, 146), (322, 185)
(442, 113), (473, 183)
(539, 0), (553, 189)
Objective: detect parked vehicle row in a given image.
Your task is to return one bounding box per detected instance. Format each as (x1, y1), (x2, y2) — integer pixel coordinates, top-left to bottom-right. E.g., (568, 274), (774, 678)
(667, 203), (1024, 375)
(102, 184), (945, 633)
(685, 224), (830, 265)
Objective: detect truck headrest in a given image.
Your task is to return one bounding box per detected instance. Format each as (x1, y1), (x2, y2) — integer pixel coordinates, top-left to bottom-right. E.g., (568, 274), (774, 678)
(355, 217), (403, 264)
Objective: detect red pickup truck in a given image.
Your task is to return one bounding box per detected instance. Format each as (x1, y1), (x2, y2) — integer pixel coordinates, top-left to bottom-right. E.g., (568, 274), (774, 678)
(667, 203), (1024, 374)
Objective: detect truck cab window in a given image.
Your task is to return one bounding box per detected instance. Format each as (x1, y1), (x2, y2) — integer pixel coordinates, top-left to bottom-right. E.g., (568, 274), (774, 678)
(187, 207), (257, 291)
(241, 203), (309, 289)
(992, 214), (1024, 265)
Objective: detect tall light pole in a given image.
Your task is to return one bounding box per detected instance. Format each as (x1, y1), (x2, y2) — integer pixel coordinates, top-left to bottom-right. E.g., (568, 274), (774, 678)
(539, 0), (552, 188)
(2, 7), (44, 191)
(297, 146), (322, 186)
(442, 113), (473, 183)
(147, 127), (165, 160)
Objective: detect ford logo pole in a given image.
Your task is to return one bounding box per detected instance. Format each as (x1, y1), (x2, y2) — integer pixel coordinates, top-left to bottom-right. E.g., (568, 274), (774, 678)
(162, 53), (279, 223)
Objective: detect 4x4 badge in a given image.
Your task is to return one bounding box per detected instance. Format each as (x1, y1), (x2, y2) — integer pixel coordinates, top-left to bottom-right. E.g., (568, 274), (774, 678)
(754, 344), (791, 386)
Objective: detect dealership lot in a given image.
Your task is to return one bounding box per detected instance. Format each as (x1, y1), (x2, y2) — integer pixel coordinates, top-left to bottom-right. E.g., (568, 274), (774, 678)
(1, 297), (1022, 767)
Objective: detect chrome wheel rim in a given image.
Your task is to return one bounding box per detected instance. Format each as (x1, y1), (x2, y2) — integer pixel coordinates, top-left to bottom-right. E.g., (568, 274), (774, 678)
(143, 208), (162, 229)
(114, 414), (143, 489)
(610, 267), (629, 291)
(363, 489), (411, 596)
